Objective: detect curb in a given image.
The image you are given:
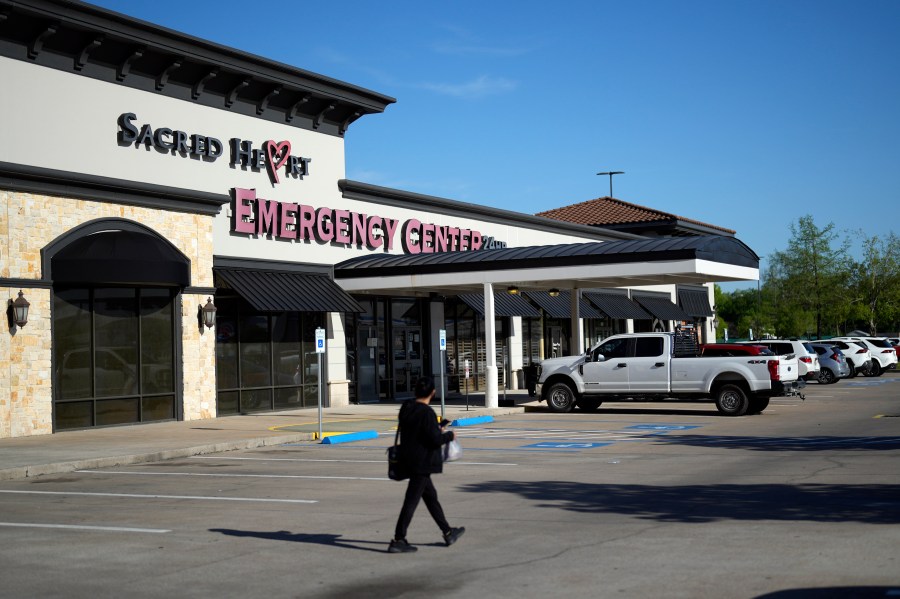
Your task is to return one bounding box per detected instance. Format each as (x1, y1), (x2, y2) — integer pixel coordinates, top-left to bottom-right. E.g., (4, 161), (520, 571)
(451, 415), (494, 427)
(320, 430), (379, 444)
(0, 432), (316, 481)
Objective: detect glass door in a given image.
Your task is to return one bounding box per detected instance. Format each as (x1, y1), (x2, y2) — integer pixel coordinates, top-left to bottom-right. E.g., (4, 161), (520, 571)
(393, 326), (422, 398)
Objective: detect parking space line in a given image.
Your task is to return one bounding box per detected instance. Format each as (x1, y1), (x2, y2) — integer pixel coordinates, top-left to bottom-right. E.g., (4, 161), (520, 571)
(0, 522), (170, 533)
(193, 456), (384, 464)
(191, 456), (518, 466)
(75, 470), (389, 481)
(0, 490), (317, 503)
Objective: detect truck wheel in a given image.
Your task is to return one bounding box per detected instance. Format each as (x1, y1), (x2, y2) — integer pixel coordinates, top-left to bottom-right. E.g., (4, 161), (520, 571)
(577, 398), (603, 412)
(715, 384), (749, 416)
(546, 382), (577, 413)
(747, 397), (770, 414)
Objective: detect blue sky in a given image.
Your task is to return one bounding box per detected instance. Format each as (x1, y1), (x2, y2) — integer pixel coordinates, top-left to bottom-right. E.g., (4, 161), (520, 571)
(92, 0), (899, 289)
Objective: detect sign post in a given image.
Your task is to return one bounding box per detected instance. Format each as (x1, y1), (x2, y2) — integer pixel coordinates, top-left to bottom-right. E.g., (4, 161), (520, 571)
(315, 327), (326, 441)
(439, 329), (446, 419)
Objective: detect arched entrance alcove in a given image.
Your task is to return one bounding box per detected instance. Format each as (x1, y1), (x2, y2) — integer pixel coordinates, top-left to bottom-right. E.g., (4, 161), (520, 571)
(44, 219), (190, 430)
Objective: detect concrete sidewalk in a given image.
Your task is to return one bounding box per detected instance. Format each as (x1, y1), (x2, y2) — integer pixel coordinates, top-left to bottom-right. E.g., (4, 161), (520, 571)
(0, 392), (533, 481)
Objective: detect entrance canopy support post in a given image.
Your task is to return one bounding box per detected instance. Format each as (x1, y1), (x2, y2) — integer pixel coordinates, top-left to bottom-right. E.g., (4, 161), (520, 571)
(570, 288), (584, 355)
(483, 282), (498, 409)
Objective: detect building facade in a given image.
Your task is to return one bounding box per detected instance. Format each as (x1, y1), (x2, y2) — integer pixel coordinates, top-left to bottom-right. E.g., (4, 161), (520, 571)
(0, 1), (758, 438)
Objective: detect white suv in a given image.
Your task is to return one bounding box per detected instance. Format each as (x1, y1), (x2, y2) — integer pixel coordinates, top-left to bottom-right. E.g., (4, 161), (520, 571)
(826, 340), (873, 378)
(736, 339), (820, 380)
(831, 337), (898, 376)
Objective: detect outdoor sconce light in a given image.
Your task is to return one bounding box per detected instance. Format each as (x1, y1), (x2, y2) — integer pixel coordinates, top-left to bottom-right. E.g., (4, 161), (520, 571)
(200, 297), (217, 329)
(11, 290), (30, 328)
(548, 288), (560, 297)
(507, 286), (519, 295)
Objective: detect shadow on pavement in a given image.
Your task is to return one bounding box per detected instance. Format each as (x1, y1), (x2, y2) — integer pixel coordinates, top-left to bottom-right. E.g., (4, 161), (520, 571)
(650, 434), (900, 451)
(755, 587), (900, 598)
(209, 528), (387, 553)
(457, 481), (900, 524)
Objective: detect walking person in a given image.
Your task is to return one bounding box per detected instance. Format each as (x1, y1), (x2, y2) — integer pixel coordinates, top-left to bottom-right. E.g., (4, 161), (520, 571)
(388, 376), (465, 553)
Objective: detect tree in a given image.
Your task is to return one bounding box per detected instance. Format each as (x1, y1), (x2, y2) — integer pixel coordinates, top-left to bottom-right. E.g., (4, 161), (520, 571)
(848, 231), (900, 335)
(763, 216), (850, 338)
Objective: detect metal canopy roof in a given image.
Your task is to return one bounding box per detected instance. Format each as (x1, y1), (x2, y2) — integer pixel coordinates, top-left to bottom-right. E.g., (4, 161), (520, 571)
(678, 288), (714, 317)
(216, 268), (363, 313)
(524, 291), (603, 319)
(584, 292), (651, 320)
(458, 293), (541, 318)
(633, 295), (692, 321)
(334, 235), (759, 294)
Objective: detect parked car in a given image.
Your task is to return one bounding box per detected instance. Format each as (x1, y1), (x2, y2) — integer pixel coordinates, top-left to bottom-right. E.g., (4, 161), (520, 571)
(808, 343), (851, 384)
(537, 333), (803, 416)
(886, 337), (900, 359)
(735, 339), (820, 381)
(830, 337), (898, 376)
(826, 340), (873, 377)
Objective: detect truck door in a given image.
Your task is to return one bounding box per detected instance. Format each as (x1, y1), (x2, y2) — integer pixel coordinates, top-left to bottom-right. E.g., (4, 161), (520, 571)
(627, 336), (669, 393)
(582, 337), (630, 393)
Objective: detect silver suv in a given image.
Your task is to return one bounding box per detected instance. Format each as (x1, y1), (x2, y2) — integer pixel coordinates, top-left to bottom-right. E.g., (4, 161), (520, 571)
(809, 342), (851, 384)
(736, 339), (820, 380)
(831, 337), (898, 376)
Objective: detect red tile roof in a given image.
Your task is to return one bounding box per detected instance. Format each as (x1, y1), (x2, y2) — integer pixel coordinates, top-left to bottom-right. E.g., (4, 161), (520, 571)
(536, 197), (736, 235)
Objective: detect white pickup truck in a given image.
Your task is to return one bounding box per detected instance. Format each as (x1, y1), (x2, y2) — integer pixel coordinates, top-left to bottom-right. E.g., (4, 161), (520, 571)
(535, 332), (803, 416)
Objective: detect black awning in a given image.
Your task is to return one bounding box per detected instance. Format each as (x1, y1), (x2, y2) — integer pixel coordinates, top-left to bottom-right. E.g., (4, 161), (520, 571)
(215, 268), (363, 313)
(678, 288), (714, 317)
(584, 292), (651, 320)
(633, 295), (692, 321)
(458, 293), (541, 318)
(524, 291), (604, 319)
(51, 230), (190, 286)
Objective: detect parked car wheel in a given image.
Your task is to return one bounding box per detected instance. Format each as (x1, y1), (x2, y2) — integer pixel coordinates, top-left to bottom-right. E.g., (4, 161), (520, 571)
(817, 368), (837, 384)
(715, 384), (750, 417)
(864, 361), (883, 377)
(546, 382), (577, 413)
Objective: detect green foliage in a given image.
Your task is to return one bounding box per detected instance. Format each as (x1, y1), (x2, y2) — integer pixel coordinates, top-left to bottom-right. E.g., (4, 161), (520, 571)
(717, 217), (899, 338)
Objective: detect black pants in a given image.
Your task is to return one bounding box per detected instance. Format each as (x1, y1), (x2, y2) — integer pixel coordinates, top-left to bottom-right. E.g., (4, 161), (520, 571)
(394, 474), (450, 540)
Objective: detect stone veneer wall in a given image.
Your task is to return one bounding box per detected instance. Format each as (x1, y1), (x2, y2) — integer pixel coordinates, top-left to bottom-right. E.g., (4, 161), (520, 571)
(0, 190), (217, 438)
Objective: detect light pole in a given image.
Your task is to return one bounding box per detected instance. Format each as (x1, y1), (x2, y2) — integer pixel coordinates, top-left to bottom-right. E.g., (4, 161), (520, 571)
(596, 171), (624, 197)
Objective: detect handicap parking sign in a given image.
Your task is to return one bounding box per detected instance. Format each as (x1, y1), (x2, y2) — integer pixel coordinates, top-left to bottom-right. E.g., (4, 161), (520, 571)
(315, 328), (326, 353)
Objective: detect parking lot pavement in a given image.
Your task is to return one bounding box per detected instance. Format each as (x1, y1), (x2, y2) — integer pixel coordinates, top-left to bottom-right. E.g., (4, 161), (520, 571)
(2, 374), (899, 598)
(0, 393), (529, 481)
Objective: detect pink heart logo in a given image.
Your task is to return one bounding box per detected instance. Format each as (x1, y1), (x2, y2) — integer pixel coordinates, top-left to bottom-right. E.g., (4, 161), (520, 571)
(264, 140), (291, 184)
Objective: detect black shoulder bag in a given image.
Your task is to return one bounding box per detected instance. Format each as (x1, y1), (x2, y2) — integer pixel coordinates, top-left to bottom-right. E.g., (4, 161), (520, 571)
(387, 425), (408, 481)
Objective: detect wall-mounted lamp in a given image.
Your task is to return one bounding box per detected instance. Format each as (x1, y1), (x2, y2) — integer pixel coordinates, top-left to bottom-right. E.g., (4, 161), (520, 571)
(507, 286), (519, 295)
(11, 290), (30, 328)
(201, 297), (217, 329)
(548, 288), (560, 297)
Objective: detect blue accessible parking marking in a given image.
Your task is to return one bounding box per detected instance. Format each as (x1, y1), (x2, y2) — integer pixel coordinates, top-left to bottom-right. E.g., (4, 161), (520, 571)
(523, 442), (613, 449)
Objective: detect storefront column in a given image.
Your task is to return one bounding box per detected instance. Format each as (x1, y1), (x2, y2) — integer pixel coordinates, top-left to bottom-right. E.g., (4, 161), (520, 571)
(429, 300), (445, 399)
(326, 312), (350, 407)
(570, 288), (584, 357)
(483, 283), (498, 408)
(509, 316), (523, 390)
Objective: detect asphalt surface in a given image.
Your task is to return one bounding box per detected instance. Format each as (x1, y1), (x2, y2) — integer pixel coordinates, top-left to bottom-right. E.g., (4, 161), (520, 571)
(1, 376), (899, 598)
(0, 392), (526, 481)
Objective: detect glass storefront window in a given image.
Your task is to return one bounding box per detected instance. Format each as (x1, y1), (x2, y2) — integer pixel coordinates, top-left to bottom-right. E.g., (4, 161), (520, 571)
(53, 287), (176, 430)
(215, 296), (324, 415)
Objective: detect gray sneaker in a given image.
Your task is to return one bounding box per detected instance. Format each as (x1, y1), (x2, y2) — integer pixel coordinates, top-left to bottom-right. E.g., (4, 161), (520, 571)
(388, 539), (417, 553)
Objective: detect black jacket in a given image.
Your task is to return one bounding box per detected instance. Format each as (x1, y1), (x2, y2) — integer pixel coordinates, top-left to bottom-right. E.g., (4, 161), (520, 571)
(397, 400), (453, 475)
